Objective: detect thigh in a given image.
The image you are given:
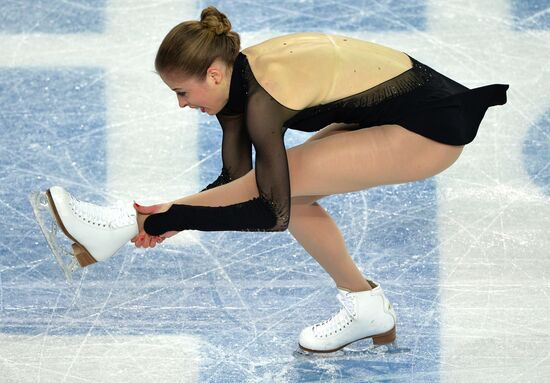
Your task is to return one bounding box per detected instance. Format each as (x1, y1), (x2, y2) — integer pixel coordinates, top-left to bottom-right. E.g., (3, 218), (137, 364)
(191, 124), (358, 206)
(187, 124), (462, 207)
(287, 124), (464, 197)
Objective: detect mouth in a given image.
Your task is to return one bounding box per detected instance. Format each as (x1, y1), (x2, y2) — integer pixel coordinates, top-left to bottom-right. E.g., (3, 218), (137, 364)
(191, 106), (207, 113)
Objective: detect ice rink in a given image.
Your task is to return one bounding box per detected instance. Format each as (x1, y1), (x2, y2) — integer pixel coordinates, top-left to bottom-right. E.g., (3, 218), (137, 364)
(1, 0), (549, 382)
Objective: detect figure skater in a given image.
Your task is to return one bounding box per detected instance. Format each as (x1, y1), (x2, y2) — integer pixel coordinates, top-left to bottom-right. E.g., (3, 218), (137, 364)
(33, 6), (508, 353)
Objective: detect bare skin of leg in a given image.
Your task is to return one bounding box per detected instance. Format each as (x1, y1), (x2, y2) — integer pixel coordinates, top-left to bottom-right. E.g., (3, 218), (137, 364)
(286, 123), (370, 292)
(288, 195), (374, 291)
(135, 124), (464, 292)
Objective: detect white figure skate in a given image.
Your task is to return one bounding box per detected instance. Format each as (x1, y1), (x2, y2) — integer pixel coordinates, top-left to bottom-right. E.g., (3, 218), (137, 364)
(29, 186), (138, 282)
(298, 280), (396, 353)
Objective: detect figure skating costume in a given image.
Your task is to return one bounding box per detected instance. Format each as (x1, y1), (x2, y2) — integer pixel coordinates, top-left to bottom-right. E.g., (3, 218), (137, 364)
(144, 32), (509, 235)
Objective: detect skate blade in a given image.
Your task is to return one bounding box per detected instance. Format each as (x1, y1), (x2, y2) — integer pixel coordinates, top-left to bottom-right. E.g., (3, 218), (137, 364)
(293, 341), (409, 359)
(29, 190), (81, 283)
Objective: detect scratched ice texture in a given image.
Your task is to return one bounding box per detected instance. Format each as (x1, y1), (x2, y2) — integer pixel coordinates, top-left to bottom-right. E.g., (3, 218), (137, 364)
(0, 1), (549, 382)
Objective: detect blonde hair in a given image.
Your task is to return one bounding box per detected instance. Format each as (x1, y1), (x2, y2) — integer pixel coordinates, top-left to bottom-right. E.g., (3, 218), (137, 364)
(155, 6), (241, 78)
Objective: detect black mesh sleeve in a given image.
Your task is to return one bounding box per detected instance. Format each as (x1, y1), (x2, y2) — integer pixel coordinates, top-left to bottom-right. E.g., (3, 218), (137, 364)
(144, 60), (298, 235)
(243, 81), (295, 231)
(201, 113), (252, 191)
(144, 75), (298, 234)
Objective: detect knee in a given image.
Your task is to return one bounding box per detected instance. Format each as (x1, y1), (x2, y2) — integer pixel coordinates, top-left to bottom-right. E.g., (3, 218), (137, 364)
(288, 201), (321, 230)
(291, 196), (322, 206)
(289, 199), (323, 222)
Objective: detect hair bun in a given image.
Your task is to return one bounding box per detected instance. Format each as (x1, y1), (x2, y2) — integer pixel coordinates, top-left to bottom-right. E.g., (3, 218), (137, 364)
(200, 6), (231, 36)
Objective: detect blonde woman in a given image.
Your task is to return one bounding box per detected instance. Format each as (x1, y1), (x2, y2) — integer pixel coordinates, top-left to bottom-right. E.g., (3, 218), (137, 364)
(35, 6), (508, 353)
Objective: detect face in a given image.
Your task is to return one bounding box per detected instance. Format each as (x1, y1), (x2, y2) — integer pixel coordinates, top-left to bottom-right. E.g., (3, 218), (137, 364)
(160, 60), (231, 116)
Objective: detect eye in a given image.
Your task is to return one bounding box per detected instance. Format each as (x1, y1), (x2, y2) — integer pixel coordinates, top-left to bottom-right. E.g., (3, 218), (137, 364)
(176, 91), (187, 97)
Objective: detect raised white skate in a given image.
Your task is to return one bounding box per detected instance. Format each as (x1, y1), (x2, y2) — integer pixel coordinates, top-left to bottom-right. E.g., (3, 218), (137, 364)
(29, 186), (138, 281)
(298, 280), (396, 353)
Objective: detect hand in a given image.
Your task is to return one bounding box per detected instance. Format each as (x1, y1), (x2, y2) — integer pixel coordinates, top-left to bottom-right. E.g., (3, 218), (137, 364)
(131, 202), (178, 248)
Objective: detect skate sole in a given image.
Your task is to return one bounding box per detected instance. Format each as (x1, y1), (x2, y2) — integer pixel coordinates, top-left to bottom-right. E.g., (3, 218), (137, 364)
(298, 326), (396, 354)
(45, 189), (98, 267)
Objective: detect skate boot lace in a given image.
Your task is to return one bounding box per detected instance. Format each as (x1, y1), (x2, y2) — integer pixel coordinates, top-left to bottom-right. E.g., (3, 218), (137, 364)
(312, 292), (357, 338)
(69, 195), (135, 229)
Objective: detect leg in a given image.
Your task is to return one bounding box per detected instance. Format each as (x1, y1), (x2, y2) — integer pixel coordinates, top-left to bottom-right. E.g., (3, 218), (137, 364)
(151, 123), (368, 291)
(286, 124), (464, 197)
(287, 125), (463, 352)
(153, 124), (463, 352)
(163, 124), (462, 292)
(289, 195), (371, 291)
(168, 123), (462, 206)
(290, 123), (370, 290)
(284, 125), (461, 292)
(289, 123), (370, 291)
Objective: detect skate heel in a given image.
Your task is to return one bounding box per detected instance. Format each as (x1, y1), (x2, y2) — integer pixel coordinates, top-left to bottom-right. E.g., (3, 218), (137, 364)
(72, 243), (97, 267)
(372, 326), (396, 345)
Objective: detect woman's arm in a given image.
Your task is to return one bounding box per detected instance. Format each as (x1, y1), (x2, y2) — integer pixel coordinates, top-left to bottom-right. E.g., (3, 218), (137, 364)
(201, 113), (252, 191)
(138, 83), (297, 237)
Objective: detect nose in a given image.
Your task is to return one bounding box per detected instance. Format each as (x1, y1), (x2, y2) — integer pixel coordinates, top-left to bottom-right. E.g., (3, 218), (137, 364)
(177, 95), (188, 108)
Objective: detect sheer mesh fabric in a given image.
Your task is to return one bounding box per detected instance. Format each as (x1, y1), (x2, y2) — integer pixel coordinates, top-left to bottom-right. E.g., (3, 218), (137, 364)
(197, 53), (298, 231)
(201, 113), (252, 191)
(145, 53), (298, 235)
(243, 65), (298, 230)
(338, 56), (435, 109)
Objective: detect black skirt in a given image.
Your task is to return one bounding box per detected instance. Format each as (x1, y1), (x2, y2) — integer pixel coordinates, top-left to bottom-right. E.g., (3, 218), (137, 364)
(358, 56), (509, 145)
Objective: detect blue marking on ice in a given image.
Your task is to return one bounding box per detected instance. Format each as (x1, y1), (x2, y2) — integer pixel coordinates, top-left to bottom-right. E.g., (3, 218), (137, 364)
(0, 68), (107, 287)
(0, 0), (106, 34)
(12, 1), (546, 381)
(511, 0), (550, 30)
(523, 109), (550, 196)
(200, 0), (427, 32)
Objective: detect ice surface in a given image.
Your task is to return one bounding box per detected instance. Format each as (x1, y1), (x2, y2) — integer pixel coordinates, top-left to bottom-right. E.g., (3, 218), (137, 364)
(0, 0), (549, 382)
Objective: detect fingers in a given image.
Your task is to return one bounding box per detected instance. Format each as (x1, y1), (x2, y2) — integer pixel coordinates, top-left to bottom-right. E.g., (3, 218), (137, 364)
(132, 201), (172, 248)
(132, 230), (164, 249)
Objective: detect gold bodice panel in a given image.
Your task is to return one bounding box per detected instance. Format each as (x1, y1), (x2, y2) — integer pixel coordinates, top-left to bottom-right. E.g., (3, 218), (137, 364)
(242, 32), (413, 110)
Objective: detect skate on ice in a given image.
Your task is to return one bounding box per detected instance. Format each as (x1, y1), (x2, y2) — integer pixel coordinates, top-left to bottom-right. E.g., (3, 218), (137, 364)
(29, 186), (138, 281)
(297, 280), (397, 354)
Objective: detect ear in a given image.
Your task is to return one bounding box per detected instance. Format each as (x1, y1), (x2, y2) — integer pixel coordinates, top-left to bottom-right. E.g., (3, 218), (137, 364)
(206, 61), (225, 85)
